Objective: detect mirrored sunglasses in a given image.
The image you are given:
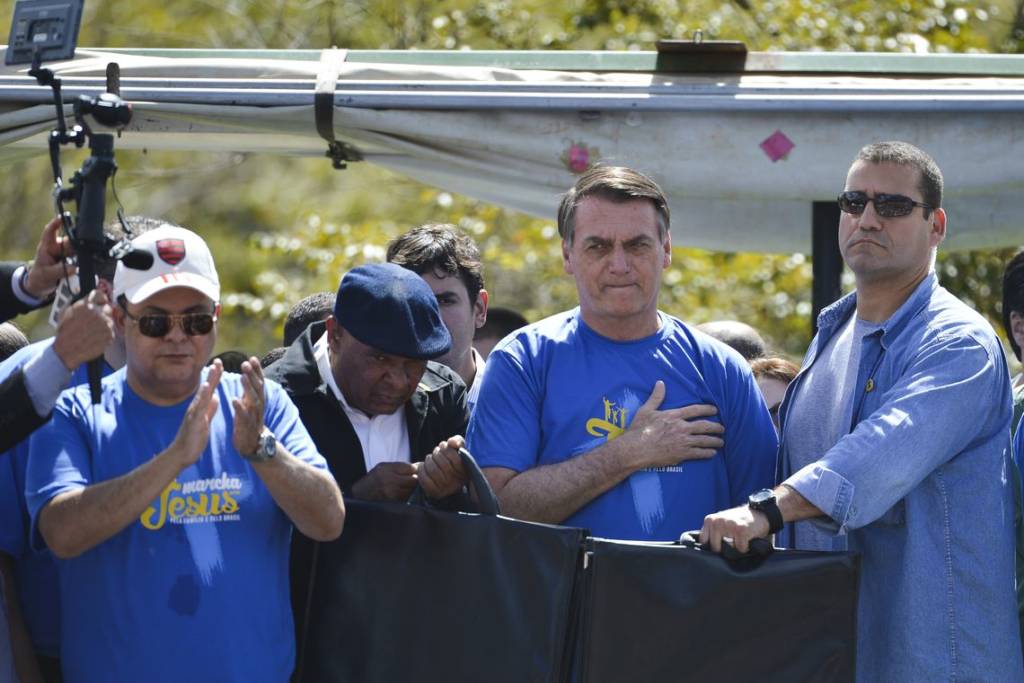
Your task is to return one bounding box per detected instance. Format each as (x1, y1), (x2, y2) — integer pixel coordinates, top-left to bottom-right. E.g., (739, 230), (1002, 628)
(837, 191), (932, 219)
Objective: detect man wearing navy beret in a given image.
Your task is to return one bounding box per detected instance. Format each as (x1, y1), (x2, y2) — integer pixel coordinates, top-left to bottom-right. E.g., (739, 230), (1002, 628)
(265, 262), (471, 648)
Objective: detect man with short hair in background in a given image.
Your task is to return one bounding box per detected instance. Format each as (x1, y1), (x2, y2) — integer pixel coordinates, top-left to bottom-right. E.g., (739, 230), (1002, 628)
(0, 324), (28, 361)
(469, 166), (777, 540)
(283, 291), (335, 348)
(25, 224), (344, 682)
(702, 141), (1023, 681)
(387, 224), (489, 411)
(696, 320), (767, 361)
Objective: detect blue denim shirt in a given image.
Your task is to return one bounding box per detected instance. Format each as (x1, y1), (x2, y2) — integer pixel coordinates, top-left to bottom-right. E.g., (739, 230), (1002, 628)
(778, 272), (1024, 682)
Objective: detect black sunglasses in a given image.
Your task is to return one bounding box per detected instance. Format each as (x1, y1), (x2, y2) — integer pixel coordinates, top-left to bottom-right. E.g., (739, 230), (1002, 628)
(837, 191), (932, 218)
(123, 310), (216, 338)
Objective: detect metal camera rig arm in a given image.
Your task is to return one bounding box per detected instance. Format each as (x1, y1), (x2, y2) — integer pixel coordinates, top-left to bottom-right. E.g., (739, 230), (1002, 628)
(8, 0), (133, 403)
(43, 85), (132, 404)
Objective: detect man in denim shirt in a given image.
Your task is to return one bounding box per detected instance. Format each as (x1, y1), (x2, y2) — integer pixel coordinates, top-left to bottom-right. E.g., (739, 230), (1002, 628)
(702, 141), (1023, 681)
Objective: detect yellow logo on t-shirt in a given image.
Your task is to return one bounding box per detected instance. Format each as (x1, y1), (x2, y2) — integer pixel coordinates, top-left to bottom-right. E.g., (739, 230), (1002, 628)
(586, 397), (630, 441)
(140, 473), (244, 531)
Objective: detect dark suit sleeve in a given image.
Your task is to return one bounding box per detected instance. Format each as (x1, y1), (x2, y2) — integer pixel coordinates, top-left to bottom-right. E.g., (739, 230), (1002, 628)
(445, 379), (470, 437)
(0, 261), (42, 324)
(425, 378), (480, 512)
(0, 368), (48, 452)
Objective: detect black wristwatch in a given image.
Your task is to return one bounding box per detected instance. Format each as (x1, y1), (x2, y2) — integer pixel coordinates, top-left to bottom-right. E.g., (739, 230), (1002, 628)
(748, 488), (784, 534)
(243, 428), (276, 463)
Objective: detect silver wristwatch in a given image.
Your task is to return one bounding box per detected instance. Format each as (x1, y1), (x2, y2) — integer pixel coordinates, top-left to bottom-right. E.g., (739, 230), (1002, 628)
(243, 428), (276, 462)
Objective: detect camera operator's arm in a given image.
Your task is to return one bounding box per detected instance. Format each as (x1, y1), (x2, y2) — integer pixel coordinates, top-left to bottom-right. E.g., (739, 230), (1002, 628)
(24, 291), (112, 417)
(29, 290), (113, 414)
(0, 291), (113, 452)
(0, 370), (48, 453)
(0, 263), (37, 324)
(0, 218), (74, 324)
(22, 217), (73, 302)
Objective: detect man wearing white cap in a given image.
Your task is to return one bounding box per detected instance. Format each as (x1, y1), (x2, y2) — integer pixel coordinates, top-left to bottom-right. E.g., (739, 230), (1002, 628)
(25, 224), (344, 682)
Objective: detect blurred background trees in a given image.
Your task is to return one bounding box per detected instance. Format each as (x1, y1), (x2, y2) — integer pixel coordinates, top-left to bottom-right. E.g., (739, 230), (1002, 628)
(0, 0), (1020, 367)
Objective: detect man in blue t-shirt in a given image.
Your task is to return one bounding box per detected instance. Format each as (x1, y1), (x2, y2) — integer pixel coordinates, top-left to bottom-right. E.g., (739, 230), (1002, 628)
(25, 224), (345, 683)
(467, 166), (778, 541)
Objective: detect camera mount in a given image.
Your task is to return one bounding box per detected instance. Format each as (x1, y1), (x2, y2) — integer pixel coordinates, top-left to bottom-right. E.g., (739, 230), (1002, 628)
(7, 0), (138, 403)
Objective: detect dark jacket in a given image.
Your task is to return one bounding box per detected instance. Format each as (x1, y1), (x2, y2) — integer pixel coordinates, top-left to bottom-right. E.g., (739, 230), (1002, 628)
(0, 368), (47, 452)
(264, 320), (469, 668)
(0, 261), (45, 324)
(0, 263), (60, 451)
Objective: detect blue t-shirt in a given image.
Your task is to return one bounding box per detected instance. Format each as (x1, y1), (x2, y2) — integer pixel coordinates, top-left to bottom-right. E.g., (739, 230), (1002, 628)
(0, 337), (103, 657)
(467, 309), (778, 540)
(25, 367), (327, 683)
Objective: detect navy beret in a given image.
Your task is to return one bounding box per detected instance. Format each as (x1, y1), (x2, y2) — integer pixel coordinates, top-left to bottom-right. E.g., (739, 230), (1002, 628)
(333, 263), (452, 360)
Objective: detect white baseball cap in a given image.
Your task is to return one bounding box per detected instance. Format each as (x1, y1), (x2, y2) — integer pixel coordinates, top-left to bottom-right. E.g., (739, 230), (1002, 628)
(113, 225), (220, 304)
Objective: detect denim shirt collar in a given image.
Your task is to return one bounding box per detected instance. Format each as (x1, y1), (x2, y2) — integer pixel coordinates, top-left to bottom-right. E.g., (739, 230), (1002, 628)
(778, 271), (939, 448)
(813, 271), (938, 354)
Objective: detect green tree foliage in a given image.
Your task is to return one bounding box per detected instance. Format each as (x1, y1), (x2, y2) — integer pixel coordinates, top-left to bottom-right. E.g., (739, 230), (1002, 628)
(0, 0), (1020, 369)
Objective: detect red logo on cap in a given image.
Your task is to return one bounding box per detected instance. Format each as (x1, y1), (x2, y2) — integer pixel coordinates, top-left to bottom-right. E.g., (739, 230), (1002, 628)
(156, 239), (186, 266)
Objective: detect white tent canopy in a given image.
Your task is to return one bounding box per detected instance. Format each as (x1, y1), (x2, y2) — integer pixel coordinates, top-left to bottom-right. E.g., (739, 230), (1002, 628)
(1, 47), (1023, 253)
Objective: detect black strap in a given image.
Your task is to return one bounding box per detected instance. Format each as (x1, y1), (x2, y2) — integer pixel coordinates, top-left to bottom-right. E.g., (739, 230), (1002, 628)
(457, 447), (500, 515)
(314, 48), (363, 170)
(678, 530), (774, 560)
(0, 368), (49, 452)
(755, 498), (785, 535)
(407, 447), (501, 516)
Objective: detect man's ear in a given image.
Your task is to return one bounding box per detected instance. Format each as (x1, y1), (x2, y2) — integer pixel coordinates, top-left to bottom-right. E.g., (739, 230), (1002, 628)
(326, 316), (341, 346)
(112, 302), (127, 336)
(562, 240), (573, 276)
(474, 289), (489, 329)
(930, 207), (947, 247)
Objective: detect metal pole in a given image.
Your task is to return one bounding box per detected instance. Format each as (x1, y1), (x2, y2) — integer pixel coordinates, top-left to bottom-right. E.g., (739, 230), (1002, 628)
(811, 200), (843, 334)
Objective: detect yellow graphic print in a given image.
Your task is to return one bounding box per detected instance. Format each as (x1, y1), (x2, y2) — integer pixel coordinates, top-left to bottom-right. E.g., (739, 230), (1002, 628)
(586, 397), (630, 441)
(141, 473), (244, 531)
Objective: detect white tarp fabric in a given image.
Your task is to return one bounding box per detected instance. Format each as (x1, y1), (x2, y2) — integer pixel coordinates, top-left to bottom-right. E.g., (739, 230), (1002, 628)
(0, 48), (1022, 253)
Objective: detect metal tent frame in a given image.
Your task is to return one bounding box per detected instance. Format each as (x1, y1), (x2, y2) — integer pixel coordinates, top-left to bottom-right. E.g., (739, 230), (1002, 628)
(3, 45), (1024, 322)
